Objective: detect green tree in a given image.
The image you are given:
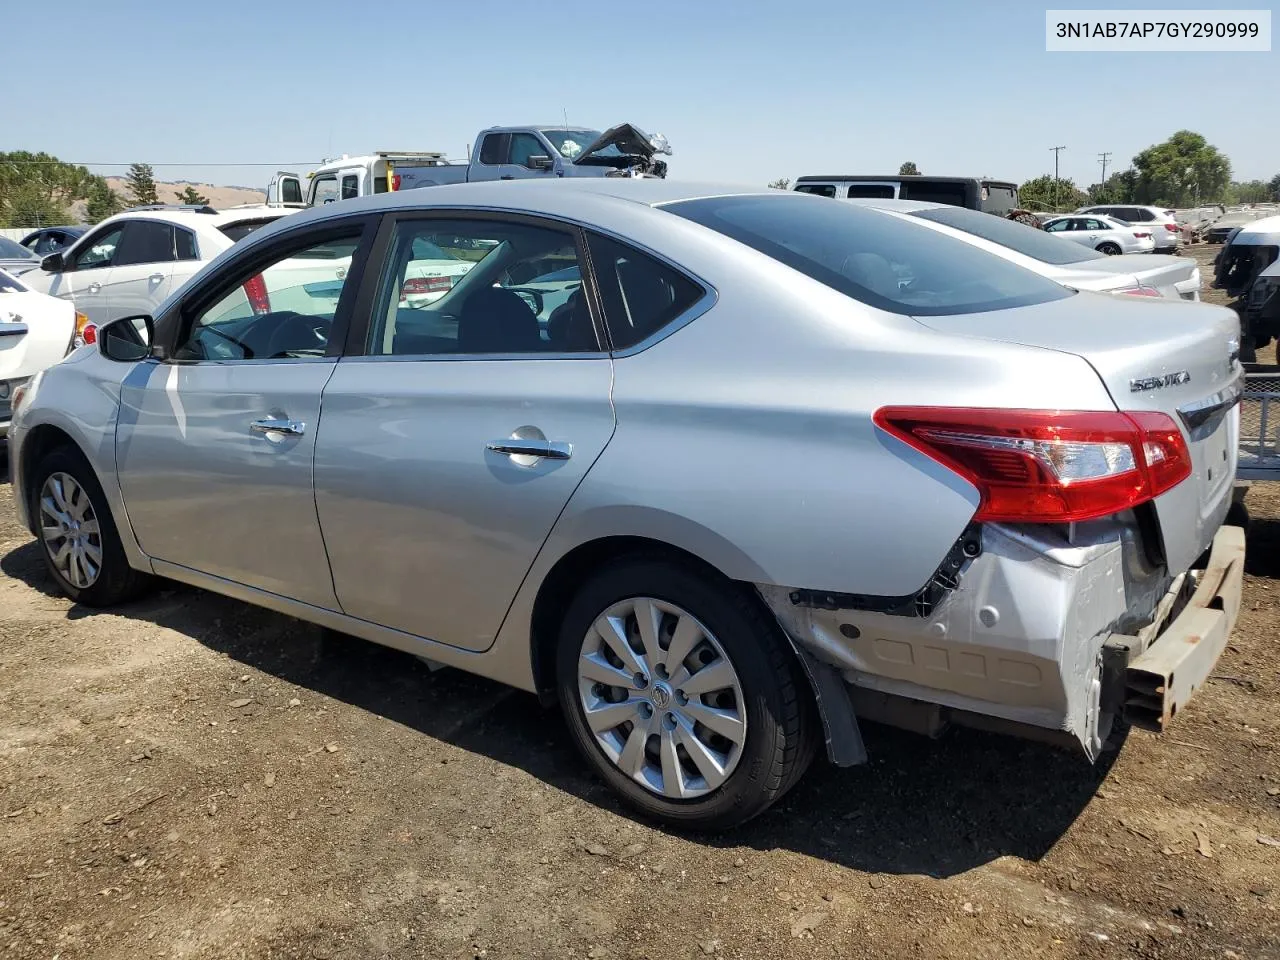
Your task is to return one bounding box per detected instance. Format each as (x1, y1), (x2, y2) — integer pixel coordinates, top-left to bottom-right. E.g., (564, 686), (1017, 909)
(175, 184), (210, 206)
(1087, 169), (1138, 205)
(898, 161), (920, 176)
(1227, 180), (1271, 204)
(767, 178), (790, 190)
(85, 177), (125, 222)
(1018, 174), (1087, 212)
(0, 151), (96, 227)
(1269, 173), (1280, 202)
(126, 162), (160, 206)
(1130, 131), (1230, 206)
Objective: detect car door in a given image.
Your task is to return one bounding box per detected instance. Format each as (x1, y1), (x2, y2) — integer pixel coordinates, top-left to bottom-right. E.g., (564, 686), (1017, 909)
(114, 218), (378, 609)
(40, 224), (125, 325)
(103, 220), (184, 320)
(470, 133), (508, 182)
(504, 132), (555, 180)
(313, 212), (616, 651)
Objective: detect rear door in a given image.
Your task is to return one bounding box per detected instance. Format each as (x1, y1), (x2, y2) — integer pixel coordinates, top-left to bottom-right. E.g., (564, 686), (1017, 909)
(102, 220), (180, 320)
(313, 212), (616, 651)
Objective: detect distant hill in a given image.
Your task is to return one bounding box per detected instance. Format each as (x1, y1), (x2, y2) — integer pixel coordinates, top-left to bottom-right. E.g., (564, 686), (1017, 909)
(103, 178), (267, 209)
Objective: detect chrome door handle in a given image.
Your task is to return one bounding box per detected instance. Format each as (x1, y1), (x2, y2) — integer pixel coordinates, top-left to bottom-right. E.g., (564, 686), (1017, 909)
(251, 417), (306, 436)
(87, 282), (101, 294)
(486, 439), (572, 460)
(149, 272), (165, 283)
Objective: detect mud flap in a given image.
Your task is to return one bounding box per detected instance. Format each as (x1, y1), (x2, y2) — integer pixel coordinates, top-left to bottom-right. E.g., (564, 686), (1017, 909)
(787, 640), (867, 767)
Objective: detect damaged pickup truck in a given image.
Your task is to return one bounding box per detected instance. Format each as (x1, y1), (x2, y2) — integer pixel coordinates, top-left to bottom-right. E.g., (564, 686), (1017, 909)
(1214, 215), (1280, 359)
(8, 181), (1245, 831)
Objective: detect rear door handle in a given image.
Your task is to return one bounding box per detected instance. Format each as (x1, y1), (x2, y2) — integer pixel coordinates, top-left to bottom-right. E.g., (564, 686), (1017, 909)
(149, 272), (165, 283)
(500, 175), (515, 180)
(251, 417), (306, 436)
(87, 282), (101, 294)
(486, 439), (572, 460)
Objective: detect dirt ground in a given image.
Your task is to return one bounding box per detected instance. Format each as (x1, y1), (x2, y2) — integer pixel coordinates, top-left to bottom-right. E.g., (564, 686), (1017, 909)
(2, 245), (1279, 960)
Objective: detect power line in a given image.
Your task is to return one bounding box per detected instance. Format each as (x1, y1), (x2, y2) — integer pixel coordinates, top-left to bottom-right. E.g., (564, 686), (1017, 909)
(0, 160), (315, 167)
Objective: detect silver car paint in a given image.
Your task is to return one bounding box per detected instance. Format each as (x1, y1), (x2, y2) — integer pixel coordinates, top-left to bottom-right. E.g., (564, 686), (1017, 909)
(9, 179), (1241, 759)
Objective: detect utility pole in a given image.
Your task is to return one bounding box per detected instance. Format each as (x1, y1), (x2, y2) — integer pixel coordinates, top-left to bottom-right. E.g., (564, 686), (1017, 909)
(1098, 151), (1112, 185)
(1050, 145), (1066, 210)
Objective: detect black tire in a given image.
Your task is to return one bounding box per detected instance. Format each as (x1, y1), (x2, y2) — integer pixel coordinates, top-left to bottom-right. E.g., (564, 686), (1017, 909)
(556, 555), (818, 831)
(1097, 242), (1122, 256)
(29, 445), (152, 606)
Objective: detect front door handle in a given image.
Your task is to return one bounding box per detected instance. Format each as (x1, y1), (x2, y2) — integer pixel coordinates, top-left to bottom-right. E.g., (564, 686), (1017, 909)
(87, 282), (101, 294)
(149, 272), (165, 283)
(486, 439), (572, 460)
(251, 417), (306, 437)
(500, 175), (515, 180)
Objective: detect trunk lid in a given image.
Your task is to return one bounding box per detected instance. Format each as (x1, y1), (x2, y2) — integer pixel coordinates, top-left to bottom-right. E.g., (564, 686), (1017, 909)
(1058, 254), (1199, 299)
(914, 293), (1242, 574)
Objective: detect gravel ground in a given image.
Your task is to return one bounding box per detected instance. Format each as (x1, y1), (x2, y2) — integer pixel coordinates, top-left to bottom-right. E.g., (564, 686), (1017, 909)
(2, 246), (1279, 959)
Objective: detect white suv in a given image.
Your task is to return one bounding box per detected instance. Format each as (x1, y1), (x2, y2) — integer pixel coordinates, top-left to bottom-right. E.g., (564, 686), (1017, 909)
(1075, 204), (1181, 253)
(22, 205), (295, 340)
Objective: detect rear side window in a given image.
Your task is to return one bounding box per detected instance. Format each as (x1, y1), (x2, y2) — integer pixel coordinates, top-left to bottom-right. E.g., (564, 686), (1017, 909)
(910, 206), (1106, 264)
(845, 184), (895, 199)
(479, 134), (507, 165)
(114, 222), (176, 266)
(175, 227), (199, 260)
(899, 180), (968, 207)
(794, 184), (835, 198)
(218, 218), (282, 243)
(665, 194), (1072, 317)
(586, 234), (704, 350)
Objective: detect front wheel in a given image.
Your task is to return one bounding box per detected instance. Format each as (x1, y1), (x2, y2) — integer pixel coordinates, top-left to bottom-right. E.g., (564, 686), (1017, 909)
(1097, 242), (1122, 255)
(30, 446), (152, 606)
(556, 557), (817, 831)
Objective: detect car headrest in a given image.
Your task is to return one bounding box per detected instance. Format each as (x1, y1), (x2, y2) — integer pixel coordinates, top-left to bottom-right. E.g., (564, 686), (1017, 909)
(457, 287), (540, 353)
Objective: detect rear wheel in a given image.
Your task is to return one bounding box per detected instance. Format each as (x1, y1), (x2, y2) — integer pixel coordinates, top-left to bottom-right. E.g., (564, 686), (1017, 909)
(1097, 242), (1122, 256)
(556, 556), (817, 831)
(30, 446), (152, 606)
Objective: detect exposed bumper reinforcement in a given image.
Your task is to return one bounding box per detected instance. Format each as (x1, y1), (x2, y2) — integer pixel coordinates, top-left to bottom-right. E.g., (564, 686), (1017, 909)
(1122, 525), (1245, 731)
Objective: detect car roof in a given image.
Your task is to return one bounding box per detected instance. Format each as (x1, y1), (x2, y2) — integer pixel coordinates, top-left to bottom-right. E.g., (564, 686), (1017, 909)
(98, 207), (290, 231)
(796, 174), (1017, 187)
(840, 197), (950, 213)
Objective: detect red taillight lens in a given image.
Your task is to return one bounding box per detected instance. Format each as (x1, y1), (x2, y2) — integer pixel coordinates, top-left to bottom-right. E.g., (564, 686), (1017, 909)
(242, 274), (271, 315)
(1133, 231), (1151, 238)
(1118, 285), (1162, 298)
(1164, 223), (1179, 233)
(392, 174), (402, 191)
(399, 276), (452, 301)
(81, 323), (97, 345)
(873, 407), (1192, 523)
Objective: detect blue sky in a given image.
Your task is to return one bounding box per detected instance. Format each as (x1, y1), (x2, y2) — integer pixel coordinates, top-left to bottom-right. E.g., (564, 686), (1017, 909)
(5, 0), (1276, 191)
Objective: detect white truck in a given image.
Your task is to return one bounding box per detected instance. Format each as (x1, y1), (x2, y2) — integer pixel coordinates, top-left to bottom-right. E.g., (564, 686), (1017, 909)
(267, 123), (671, 209)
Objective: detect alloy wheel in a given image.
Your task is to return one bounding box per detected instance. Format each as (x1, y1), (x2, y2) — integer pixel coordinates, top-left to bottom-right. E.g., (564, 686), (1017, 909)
(39, 472), (103, 589)
(576, 597), (747, 800)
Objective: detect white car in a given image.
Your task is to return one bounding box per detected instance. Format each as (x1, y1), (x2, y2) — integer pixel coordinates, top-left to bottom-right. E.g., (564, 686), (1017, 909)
(21, 205), (295, 341)
(1076, 204), (1181, 253)
(0, 269), (78, 440)
(1042, 214), (1155, 255)
(844, 199), (1200, 300)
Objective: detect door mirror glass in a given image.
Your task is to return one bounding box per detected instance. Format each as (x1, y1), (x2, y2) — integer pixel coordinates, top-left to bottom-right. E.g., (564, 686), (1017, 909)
(99, 314), (155, 362)
(525, 154), (554, 171)
(41, 252), (64, 272)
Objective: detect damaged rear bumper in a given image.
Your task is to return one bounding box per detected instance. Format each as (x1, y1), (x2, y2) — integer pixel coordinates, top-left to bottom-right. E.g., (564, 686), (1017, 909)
(758, 520), (1246, 763)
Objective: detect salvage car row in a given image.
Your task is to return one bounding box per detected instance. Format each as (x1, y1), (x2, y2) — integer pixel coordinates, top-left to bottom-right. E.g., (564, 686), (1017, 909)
(4, 175), (1247, 830)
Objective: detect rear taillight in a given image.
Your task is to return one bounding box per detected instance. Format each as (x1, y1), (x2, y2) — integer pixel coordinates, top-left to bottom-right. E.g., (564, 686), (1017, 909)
(1164, 223), (1179, 233)
(1133, 231), (1151, 238)
(72, 312), (95, 349)
(242, 274), (271, 315)
(392, 174), (402, 191)
(1118, 285), (1162, 298)
(399, 276), (453, 301)
(873, 407), (1192, 523)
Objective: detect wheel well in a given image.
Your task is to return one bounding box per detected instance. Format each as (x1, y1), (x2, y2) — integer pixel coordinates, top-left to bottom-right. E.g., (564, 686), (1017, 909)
(529, 536), (748, 703)
(17, 425), (79, 534)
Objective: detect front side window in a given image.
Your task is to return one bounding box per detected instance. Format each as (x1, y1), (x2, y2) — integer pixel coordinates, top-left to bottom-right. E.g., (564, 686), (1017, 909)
(73, 226), (125, 270)
(114, 221), (177, 267)
(311, 176), (339, 205)
(508, 134), (547, 167)
(341, 175), (359, 200)
(172, 233), (363, 362)
(367, 218), (595, 356)
(586, 233), (704, 350)
(280, 179), (303, 204)
(909, 206), (1106, 264)
(665, 194), (1073, 317)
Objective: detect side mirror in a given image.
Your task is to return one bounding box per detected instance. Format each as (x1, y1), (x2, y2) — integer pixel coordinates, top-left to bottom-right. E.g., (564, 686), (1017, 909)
(526, 154), (554, 171)
(99, 314), (157, 362)
(41, 252), (65, 273)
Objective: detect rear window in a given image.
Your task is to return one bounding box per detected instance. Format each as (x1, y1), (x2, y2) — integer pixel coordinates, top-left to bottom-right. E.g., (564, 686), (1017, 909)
(910, 206), (1107, 265)
(664, 194), (1072, 317)
(219, 217), (284, 243)
(794, 184), (835, 198)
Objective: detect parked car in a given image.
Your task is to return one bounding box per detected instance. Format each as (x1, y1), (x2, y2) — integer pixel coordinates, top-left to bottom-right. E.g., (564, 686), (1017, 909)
(270, 123), (672, 209)
(1245, 257), (1280, 354)
(1076, 205), (1181, 253)
(19, 226), (88, 257)
(8, 180), (1244, 830)
(845, 198), (1200, 299)
(795, 175), (1021, 215)
(0, 237), (41, 276)
(1215, 215), (1280, 358)
(1042, 214), (1156, 255)
(20, 205), (294, 335)
(0, 268), (78, 442)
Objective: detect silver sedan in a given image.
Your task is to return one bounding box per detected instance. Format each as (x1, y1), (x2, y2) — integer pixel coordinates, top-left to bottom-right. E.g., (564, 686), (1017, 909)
(7, 180), (1245, 829)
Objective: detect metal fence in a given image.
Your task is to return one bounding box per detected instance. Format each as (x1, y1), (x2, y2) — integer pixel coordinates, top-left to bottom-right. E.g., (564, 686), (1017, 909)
(1239, 368), (1280, 481)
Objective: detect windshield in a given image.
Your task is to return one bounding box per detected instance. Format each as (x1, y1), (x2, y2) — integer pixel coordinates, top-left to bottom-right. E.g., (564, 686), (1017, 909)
(540, 129), (610, 160)
(910, 206), (1108, 265)
(664, 194), (1072, 317)
(0, 269), (28, 292)
(0, 238), (36, 259)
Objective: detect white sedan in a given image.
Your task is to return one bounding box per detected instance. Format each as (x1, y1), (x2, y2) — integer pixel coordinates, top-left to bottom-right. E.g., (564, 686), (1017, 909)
(1, 269), (78, 440)
(1042, 214), (1155, 255)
